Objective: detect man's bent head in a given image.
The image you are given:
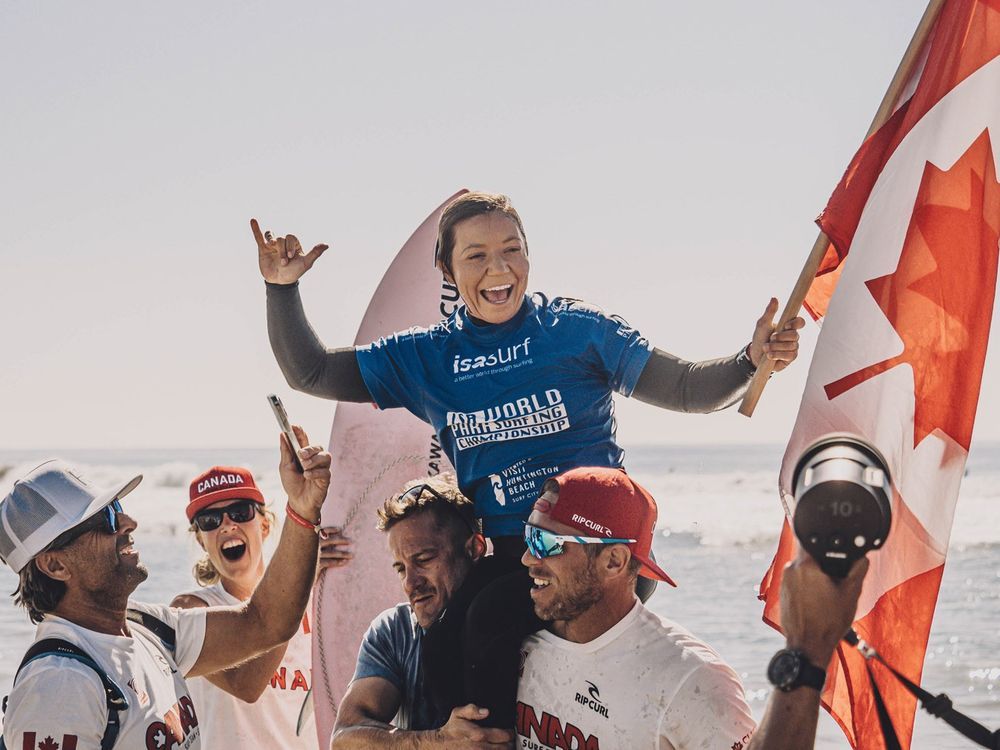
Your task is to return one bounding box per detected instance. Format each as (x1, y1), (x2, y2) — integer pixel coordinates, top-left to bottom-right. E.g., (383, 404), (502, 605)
(378, 474), (483, 628)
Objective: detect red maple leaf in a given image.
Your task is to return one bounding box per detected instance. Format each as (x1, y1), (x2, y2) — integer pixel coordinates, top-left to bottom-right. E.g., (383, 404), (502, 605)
(824, 129), (1000, 450)
(37, 737), (59, 750)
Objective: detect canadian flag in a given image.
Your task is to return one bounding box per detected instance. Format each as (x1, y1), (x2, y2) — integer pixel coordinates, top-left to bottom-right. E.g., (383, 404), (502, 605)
(20, 734), (77, 750)
(759, 2), (1000, 749)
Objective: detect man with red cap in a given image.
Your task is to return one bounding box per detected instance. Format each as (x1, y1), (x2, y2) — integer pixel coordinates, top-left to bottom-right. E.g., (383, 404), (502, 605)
(517, 467), (757, 750)
(517, 467), (872, 750)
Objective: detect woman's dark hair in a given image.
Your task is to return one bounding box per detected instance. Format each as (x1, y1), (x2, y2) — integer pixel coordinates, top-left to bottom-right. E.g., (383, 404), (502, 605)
(13, 559), (66, 624)
(436, 192), (528, 275)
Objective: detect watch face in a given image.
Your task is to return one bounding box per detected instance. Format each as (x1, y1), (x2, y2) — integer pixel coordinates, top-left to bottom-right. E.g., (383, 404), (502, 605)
(767, 650), (801, 691)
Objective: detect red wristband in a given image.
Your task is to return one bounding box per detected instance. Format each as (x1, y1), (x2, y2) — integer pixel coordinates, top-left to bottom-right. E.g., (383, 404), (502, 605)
(286, 503), (320, 533)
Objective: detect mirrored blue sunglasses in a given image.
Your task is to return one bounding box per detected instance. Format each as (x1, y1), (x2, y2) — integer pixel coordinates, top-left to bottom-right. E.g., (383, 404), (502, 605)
(524, 523), (636, 560)
(49, 499), (124, 549)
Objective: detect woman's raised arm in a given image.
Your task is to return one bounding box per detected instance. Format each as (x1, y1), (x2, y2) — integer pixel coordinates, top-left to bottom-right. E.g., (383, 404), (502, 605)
(253, 218), (372, 402)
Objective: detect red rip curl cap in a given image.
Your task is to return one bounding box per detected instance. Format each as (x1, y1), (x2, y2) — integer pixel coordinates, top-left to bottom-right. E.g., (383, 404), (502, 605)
(187, 466), (264, 522)
(549, 467), (676, 586)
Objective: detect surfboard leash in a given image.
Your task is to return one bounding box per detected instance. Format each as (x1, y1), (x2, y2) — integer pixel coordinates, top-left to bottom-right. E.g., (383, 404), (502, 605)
(340, 453), (428, 532)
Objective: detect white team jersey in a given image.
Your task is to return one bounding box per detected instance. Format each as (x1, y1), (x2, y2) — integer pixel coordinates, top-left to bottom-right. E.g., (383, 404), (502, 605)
(515, 600), (757, 750)
(3, 601), (208, 750)
(180, 583), (317, 749)
(178, 582), (319, 750)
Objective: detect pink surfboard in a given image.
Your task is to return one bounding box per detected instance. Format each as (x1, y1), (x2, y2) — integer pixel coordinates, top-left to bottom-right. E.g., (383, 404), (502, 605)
(311, 190), (466, 747)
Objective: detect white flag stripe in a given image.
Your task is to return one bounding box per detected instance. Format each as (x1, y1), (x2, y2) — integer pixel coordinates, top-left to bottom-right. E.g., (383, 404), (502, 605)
(781, 56), (1000, 621)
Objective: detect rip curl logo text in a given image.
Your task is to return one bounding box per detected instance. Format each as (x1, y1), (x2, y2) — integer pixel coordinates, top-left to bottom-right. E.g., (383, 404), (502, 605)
(574, 681), (609, 719)
(571, 515), (613, 538)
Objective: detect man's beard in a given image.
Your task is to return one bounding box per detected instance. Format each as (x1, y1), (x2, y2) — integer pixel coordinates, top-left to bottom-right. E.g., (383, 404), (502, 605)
(90, 558), (149, 603)
(534, 557), (602, 623)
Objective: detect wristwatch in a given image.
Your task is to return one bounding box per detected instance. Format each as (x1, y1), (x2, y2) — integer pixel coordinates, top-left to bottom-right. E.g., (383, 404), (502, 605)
(767, 649), (826, 692)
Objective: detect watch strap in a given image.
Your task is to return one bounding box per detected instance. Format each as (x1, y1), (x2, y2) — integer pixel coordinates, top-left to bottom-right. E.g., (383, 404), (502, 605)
(768, 648), (827, 692)
(795, 654), (827, 691)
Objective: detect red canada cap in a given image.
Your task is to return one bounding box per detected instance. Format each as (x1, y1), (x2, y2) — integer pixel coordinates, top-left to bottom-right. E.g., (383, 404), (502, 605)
(187, 466), (264, 521)
(549, 467), (675, 586)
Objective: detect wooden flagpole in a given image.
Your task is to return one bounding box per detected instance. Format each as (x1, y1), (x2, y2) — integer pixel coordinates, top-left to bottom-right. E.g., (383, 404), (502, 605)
(739, 0), (949, 417)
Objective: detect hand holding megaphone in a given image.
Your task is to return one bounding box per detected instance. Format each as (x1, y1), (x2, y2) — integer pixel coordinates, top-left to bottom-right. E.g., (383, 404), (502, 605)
(791, 434), (892, 579)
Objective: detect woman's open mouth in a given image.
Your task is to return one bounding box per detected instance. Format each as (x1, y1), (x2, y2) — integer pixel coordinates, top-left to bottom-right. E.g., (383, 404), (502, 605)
(480, 284), (513, 305)
(221, 539), (247, 561)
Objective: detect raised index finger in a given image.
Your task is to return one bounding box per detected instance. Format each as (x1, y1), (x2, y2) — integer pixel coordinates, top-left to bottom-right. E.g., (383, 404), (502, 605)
(250, 218), (267, 249)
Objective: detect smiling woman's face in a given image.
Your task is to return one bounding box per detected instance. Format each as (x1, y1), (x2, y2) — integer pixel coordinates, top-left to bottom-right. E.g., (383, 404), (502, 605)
(196, 500), (268, 583)
(445, 212), (530, 325)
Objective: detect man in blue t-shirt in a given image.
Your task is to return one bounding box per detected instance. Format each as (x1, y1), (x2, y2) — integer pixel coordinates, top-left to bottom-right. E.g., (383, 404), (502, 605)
(331, 475), (518, 748)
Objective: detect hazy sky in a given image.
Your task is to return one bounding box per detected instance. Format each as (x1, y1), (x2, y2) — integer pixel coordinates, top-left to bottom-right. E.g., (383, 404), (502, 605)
(3, 1), (997, 449)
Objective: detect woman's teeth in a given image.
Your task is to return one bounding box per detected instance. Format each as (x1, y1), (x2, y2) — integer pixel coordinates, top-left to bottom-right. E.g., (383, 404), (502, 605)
(481, 284), (513, 304)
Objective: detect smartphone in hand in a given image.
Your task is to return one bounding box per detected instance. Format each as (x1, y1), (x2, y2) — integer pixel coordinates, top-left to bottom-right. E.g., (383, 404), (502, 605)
(267, 394), (304, 472)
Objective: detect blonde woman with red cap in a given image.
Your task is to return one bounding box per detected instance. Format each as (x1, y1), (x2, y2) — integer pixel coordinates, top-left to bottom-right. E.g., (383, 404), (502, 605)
(171, 465), (352, 749)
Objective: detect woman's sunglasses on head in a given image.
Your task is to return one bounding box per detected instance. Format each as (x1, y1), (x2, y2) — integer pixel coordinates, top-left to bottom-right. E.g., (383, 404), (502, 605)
(523, 523), (636, 560)
(193, 500), (262, 532)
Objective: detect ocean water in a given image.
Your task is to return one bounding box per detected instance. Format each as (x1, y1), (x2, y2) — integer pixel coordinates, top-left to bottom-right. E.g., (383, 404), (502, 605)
(0, 443), (997, 749)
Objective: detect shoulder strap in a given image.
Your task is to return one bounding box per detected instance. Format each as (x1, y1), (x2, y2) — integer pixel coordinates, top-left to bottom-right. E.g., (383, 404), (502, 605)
(127, 607), (177, 652)
(845, 630), (1000, 750)
(4, 638), (128, 750)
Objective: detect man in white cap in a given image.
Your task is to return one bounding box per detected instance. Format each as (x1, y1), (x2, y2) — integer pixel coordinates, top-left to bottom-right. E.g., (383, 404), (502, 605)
(0, 427), (329, 750)
(517, 466), (869, 750)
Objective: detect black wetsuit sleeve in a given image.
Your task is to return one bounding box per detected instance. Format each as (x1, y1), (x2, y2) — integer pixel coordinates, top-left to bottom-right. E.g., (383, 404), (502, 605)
(631, 346), (756, 413)
(265, 281), (373, 403)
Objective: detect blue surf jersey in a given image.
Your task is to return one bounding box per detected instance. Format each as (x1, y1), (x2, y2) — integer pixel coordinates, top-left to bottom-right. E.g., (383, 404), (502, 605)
(355, 294), (653, 536)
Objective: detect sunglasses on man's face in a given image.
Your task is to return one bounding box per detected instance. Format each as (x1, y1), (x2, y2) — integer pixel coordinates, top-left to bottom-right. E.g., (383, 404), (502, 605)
(193, 500), (261, 532)
(48, 499), (123, 550)
(523, 523), (636, 560)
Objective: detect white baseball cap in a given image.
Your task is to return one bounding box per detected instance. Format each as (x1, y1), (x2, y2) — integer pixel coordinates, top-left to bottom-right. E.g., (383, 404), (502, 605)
(0, 459), (142, 572)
